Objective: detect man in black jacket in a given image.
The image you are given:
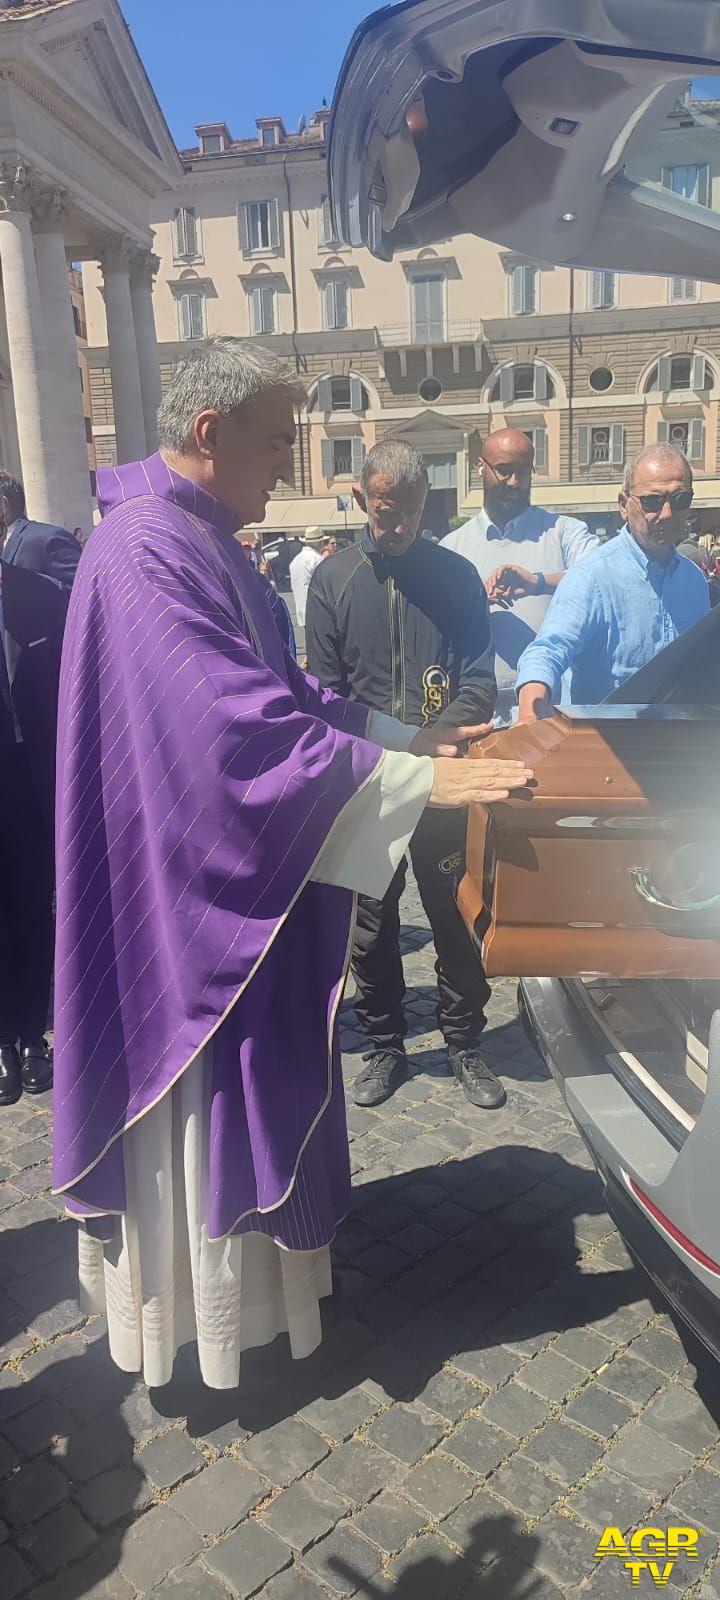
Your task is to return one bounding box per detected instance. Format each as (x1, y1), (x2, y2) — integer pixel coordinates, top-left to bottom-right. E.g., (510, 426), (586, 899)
(307, 439), (504, 1110)
(0, 471), (80, 1106)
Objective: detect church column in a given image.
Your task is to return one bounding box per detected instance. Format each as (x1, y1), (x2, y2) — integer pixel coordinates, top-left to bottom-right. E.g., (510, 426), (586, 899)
(130, 249), (163, 453)
(0, 162), (55, 521)
(33, 186), (94, 536)
(100, 236), (147, 464)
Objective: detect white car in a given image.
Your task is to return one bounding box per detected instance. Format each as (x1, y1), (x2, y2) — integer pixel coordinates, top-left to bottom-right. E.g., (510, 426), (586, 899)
(330, 0), (720, 1359)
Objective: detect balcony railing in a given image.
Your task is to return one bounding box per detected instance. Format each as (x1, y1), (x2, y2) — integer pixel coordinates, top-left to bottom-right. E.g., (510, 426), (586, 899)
(377, 320), (484, 347)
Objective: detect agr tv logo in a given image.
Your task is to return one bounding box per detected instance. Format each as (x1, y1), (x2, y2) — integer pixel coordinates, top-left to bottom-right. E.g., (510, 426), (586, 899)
(595, 1526), (701, 1587)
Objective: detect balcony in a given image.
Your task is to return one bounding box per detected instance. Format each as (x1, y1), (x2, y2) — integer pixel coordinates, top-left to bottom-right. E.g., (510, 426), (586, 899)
(377, 320), (484, 348)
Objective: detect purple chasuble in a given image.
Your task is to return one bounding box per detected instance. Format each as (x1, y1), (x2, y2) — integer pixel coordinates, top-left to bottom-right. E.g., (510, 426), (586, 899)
(52, 454), (381, 1247)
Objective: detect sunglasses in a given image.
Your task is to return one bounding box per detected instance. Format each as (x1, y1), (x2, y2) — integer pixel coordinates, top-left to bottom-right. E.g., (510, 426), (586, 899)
(631, 489), (694, 514)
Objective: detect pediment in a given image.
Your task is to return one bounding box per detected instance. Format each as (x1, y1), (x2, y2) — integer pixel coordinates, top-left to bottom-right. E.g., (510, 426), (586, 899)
(392, 408), (467, 447)
(42, 22), (161, 156)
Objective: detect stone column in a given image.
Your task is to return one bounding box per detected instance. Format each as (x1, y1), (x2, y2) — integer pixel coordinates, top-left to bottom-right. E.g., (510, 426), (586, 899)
(130, 249), (163, 453)
(0, 162), (55, 522)
(100, 236), (147, 464)
(33, 185), (94, 536)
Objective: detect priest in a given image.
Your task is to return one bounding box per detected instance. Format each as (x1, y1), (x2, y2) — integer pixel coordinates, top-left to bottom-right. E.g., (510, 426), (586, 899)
(52, 340), (531, 1389)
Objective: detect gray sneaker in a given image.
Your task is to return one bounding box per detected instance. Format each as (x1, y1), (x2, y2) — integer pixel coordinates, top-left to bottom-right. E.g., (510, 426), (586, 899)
(353, 1049), (408, 1107)
(449, 1045), (506, 1109)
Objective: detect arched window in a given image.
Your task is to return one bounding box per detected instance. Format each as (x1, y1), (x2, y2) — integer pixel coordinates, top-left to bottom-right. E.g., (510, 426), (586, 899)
(645, 352), (708, 394)
(313, 376), (369, 414)
(491, 363), (555, 404)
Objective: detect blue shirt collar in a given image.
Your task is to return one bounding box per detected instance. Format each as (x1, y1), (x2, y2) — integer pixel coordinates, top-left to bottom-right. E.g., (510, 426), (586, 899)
(619, 524), (679, 578)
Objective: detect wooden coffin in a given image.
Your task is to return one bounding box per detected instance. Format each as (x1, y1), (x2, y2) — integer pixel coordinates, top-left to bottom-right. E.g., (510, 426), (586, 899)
(457, 706), (720, 979)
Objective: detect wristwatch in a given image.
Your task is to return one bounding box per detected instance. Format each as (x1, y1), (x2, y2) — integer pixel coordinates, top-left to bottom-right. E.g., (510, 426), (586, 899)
(534, 572), (547, 596)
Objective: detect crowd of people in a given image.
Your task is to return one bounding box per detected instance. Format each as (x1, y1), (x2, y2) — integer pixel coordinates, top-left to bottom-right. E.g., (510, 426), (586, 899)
(0, 336), (712, 1390)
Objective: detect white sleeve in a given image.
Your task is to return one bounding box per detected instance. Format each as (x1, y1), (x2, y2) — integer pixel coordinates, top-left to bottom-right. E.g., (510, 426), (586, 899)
(366, 709), (418, 753)
(560, 517), (599, 567)
(312, 750), (434, 899)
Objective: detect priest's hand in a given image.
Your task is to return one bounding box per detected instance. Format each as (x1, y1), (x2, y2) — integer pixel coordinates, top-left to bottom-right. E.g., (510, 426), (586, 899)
(428, 757), (533, 808)
(410, 722), (494, 758)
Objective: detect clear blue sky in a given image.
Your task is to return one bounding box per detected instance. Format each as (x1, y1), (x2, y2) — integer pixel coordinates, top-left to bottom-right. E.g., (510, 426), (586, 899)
(120, 0), (387, 148)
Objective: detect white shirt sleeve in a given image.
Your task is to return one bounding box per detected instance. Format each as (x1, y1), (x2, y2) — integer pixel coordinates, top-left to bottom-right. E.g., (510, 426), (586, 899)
(366, 709), (418, 753)
(312, 750), (434, 899)
(559, 517), (600, 567)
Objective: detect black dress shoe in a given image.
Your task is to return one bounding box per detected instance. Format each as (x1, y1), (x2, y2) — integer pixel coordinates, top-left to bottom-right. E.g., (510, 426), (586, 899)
(0, 1045), (22, 1107)
(449, 1045), (507, 1109)
(353, 1048), (408, 1107)
(20, 1043), (53, 1096)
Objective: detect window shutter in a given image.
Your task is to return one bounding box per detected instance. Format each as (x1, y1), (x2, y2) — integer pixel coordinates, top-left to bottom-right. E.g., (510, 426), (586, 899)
(661, 166), (673, 191)
(692, 351), (706, 391)
(269, 199), (280, 251)
(533, 362), (548, 402)
(335, 279), (349, 329)
(190, 294), (204, 339)
(351, 436), (365, 477)
(184, 208), (198, 259)
(510, 266), (524, 316)
(689, 417), (705, 462)
(238, 203), (250, 252)
(534, 427), (548, 471)
(321, 438), (334, 480)
(588, 270), (602, 310)
(578, 426), (592, 468)
(657, 355), (672, 391)
(657, 419), (671, 443)
(317, 378), (333, 413)
(698, 164), (710, 207)
(173, 209), (185, 258)
(609, 423), (625, 466)
(179, 293), (191, 341)
(350, 375), (364, 414)
(500, 366), (514, 406)
(320, 196), (334, 245)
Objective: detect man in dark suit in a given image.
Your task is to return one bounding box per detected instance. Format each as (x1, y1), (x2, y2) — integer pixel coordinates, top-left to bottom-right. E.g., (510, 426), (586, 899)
(0, 471), (80, 1106)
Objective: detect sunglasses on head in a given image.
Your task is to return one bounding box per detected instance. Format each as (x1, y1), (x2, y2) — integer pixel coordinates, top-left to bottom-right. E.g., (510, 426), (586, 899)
(632, 489), (694, 514)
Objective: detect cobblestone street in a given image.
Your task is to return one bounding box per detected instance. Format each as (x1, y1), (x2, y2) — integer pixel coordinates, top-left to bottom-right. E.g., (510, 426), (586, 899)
(3, 877), (720, 1598)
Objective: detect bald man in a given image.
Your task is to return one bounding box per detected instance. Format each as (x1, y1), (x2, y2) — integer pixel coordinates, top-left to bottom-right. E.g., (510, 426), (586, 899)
(442, 429), (598, 721)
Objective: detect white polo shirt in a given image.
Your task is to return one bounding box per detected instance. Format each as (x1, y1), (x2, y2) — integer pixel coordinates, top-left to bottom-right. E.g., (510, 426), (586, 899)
(442, 505), (598, 690)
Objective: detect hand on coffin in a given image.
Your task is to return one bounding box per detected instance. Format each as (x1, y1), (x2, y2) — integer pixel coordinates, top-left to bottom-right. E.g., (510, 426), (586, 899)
(517, 682), (553, 724)
(428, 756), (533, 808)
(410, 721), (494, 758)
(486, 563), (541, 605)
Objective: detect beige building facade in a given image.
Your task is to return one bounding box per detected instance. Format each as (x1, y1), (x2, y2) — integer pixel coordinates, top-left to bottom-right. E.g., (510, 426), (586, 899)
(81, 82), (720, 538)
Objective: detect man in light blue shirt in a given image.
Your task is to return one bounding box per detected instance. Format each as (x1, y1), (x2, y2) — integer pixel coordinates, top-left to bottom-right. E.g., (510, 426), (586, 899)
(516, 444), (709, 719)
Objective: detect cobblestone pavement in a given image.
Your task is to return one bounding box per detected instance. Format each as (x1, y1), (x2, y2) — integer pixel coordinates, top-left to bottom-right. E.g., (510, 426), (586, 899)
(3, 877), (720, 1599)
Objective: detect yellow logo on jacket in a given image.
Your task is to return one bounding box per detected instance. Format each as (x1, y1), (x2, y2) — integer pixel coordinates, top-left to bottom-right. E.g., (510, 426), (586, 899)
(594, 1526), (701, 1587)
(422, 665), (450, 725)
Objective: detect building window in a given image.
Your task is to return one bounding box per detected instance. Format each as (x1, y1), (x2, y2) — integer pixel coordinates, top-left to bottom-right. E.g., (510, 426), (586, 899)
(669, 276), (699, 302)
(647, 353), (707, 392)
(509, 263), (538, 316)
(261, 126), (277, 147)
(658, 417), (705, 461)
(419, 376), (443, 403)
(321, 436), (365, 480)
(587, 270), (616, 310)
(662, 164), (710, 207)
(84, 416), (93, 443)
(178, 290), (205, 341)
(249, 283), (276, 335)
(322, 278), (349, 331)
(578, 423), (625, 468)
(410, 274), (446, 343)
(202, 134), (223, 155)
(524, 426), (548, 471)
(173, 206), (200, 262)
(319, 195), (340, 249)
(589, 366), (614, 392)
(72, 303), (83, 338)
(492, 362), (554, 404)
(240, 199), (281, 255)
(316, 376), (367, 414)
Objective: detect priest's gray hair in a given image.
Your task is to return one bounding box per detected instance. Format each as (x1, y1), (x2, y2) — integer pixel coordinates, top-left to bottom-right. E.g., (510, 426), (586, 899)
(360, 438), (429, 495)
(157, 338), (307, 453)
(623, 442), (692, 494)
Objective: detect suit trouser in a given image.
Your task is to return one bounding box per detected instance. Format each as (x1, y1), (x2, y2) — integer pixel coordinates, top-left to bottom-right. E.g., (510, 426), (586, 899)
(351, 807), (491, 1052)
(0, 746), (54, 1047)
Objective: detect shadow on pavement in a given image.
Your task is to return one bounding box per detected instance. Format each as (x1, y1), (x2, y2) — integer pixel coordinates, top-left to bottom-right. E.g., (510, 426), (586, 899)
(150, 1145), (644, 1441)
(338, 1511), (545, 1599)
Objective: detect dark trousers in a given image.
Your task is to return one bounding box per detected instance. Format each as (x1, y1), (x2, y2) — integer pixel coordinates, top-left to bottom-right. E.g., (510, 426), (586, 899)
(352, 807), (491, 1052)
(0, 746), (54, 1047)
